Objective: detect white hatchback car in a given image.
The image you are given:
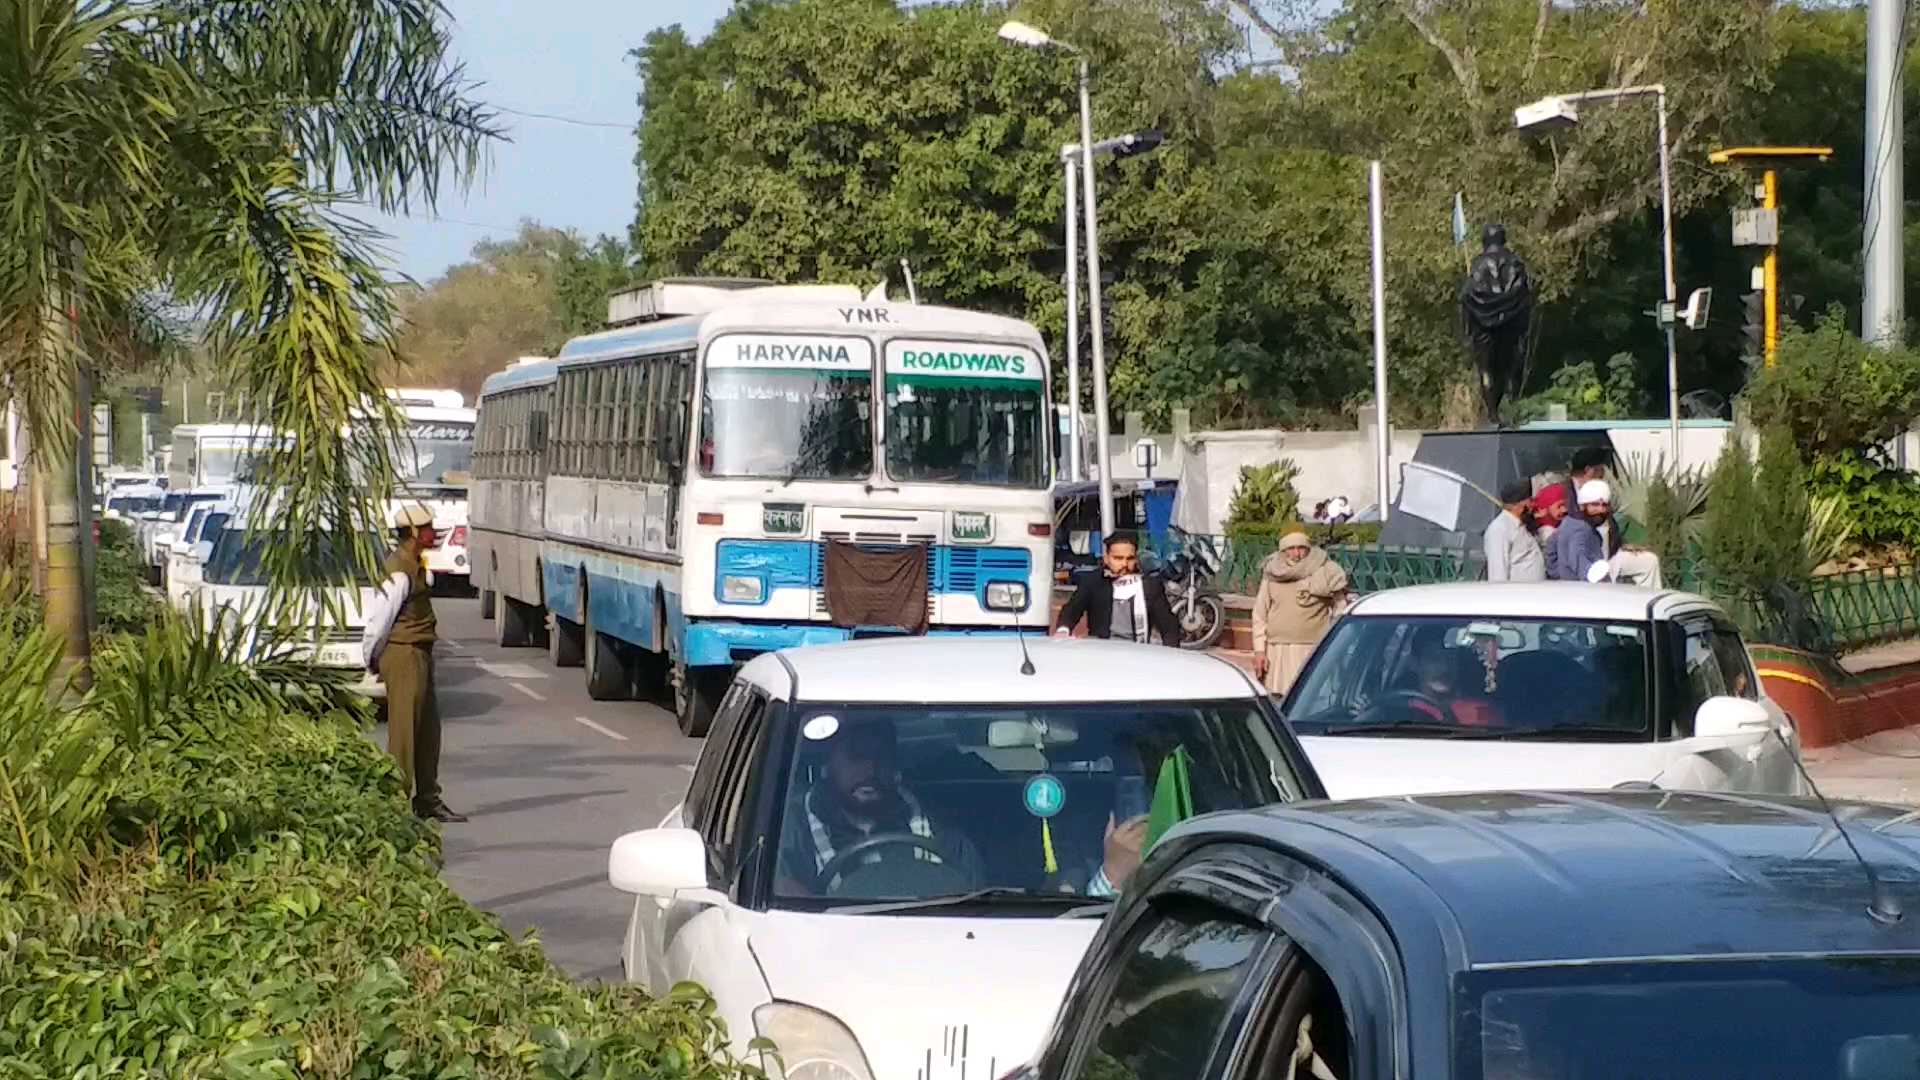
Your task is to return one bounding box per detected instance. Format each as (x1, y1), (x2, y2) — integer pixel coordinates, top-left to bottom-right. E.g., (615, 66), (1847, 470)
(1281, 582), (1807, 799)
(608, 637), (1325, 1080)
(192, 525), (385, 698)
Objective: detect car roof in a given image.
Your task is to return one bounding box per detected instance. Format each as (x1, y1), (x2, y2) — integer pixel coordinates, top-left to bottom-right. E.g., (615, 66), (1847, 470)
(739, 637), (1261, 704)
(1348, 582), (1722, 622)
(1191, 790), (1920, 967)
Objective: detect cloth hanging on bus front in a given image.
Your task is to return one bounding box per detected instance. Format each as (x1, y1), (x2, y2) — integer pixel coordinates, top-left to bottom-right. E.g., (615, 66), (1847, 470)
(823, 540), (929, 634)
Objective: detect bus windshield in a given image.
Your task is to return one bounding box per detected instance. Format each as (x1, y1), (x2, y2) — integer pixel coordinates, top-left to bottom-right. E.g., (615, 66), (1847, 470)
(701, 335), (874, 482)
(884, 340), (1048, 489)
(200, 442), (272, 484)
(395, 421), (475, 486)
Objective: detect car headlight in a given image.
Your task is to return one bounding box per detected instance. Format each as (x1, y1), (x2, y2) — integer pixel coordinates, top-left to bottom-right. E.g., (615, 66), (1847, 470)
(984, 581), (1029, 611)
(752, 1002), (875, 1080)
(721, 574), (766, 604)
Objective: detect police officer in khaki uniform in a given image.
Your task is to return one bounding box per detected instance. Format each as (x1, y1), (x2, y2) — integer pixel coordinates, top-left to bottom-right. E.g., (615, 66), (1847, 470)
(365, 503), (466, 822)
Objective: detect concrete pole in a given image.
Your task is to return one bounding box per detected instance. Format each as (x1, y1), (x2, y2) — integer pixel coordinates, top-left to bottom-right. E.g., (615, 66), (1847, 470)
(1655, 89), (1682, 467)
(1062, 150), (1083, 483)
(1866, 0), (1905, 466)
(1077, 57), (1116, 537)
(1369, 162), (1391, 521)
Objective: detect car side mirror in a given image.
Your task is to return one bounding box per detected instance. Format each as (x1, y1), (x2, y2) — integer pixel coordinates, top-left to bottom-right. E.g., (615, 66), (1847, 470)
(608, 827), (715, 900)
(1693, 695), (1771, 740)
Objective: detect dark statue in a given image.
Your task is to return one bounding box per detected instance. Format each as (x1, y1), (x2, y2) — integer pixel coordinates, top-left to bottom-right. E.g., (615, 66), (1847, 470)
(1458, 224), (1533, 422)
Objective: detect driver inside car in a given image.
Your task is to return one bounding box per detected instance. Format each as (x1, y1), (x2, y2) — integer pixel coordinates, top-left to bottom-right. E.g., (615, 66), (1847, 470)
(1406, 647), (1502, 728)
(778, 721), (985, 896)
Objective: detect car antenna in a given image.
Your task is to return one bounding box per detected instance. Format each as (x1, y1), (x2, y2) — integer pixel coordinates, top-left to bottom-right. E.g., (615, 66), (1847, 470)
(1010, 606), (1036, 676)
(1774, 728), (1903, 925)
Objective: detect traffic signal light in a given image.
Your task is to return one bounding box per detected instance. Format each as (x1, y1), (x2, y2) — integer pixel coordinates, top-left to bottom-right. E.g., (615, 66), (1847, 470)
(1741, 290), (1765, 359)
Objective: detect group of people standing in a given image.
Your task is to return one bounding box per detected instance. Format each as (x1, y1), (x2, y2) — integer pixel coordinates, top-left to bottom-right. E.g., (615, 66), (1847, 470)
(1483, 447), (1664, 587)
(1054, 528), (1349, 699)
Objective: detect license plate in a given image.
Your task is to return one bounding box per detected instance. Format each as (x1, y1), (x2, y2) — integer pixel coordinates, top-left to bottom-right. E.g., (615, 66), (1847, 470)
(318, 645), (357, 667)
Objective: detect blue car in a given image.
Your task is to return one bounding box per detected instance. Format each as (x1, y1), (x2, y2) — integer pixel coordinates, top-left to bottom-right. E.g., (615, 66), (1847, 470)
(1010, 790), (1920, 1079)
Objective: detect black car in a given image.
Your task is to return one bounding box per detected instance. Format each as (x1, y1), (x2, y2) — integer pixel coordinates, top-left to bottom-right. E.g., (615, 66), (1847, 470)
(1010, 790), (1920, 1080)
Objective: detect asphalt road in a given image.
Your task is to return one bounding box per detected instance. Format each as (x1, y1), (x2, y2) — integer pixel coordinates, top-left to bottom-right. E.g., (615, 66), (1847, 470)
(412, 597), (699, 982)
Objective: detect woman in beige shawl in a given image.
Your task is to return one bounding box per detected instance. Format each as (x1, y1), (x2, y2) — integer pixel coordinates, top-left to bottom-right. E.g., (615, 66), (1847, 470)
(1251, 531), (1350, 695)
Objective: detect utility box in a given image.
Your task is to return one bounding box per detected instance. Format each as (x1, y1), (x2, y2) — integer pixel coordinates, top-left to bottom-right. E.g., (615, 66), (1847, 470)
(1732, 207), (1779, 247)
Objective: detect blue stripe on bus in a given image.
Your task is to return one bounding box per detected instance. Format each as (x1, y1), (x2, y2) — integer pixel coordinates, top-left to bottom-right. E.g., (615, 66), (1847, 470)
(558, 321), (699, 363)
(542, 545), (683, 654)
(714, 539), (1030, 598)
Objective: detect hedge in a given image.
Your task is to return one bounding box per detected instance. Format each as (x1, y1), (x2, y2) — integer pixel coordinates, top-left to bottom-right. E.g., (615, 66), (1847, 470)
(0, 549), (756, 1080)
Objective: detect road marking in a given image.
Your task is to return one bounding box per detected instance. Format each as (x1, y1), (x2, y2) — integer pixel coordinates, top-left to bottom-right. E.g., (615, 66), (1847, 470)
(511, 683), (546, 702)
(573, 715), (628, 742)
(477, 662), (549, 680)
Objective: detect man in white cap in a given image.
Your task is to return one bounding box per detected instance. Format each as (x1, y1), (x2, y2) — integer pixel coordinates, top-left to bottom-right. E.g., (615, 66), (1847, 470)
(363, 502), (465, 822)
(1549, 479), (1612, 582)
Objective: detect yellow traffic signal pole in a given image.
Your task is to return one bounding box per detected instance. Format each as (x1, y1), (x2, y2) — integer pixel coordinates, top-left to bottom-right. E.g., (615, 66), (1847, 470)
(1708, 147), (1831, 367)
(1763, 168), (1779, 366)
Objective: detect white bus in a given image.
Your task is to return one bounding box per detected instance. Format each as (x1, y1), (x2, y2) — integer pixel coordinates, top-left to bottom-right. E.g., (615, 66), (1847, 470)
(383, 394), (476, 592)
(470, 358), (553, 638)
(472, 282), (1055, 735)
(166, 423), (282, 491)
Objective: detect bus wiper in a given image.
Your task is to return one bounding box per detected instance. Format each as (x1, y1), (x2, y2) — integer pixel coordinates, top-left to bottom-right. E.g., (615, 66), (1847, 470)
(832, 887), (1108, 915)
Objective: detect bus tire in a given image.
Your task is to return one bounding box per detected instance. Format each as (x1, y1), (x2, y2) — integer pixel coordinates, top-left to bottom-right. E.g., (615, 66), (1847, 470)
(496, 597), (532, 648)
(549, 613), (585, 668)
(584, 606), (632, 701)
(672, 660), (724, 738)
(479, 589), (497, 620)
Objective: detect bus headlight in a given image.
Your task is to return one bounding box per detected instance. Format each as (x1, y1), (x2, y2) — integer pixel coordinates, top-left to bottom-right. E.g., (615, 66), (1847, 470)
(721, 575), (766, 604)
(984, 582), (1028, 611)
(752, 1002), (875, 1080)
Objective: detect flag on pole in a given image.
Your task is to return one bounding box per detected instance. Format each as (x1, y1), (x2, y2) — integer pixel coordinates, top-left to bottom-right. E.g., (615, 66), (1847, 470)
(1451, 191), (1468, 247)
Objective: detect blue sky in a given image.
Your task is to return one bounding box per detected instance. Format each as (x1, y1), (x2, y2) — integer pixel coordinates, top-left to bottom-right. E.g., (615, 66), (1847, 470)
(364, 0), (728, 282)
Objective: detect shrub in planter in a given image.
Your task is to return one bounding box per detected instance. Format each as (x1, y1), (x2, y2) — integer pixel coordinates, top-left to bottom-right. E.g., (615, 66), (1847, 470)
(1224, 459), (1302, 539)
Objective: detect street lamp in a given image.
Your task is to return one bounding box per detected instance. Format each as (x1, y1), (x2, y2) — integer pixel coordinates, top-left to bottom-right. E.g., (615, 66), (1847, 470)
(1000, 18), (1120, 537)
(1515, 85), (1681, 465)
(1059, 129), (1164, 484)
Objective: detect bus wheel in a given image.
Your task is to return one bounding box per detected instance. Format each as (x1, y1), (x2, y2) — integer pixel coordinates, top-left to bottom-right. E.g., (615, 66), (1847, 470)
(549, 612), (585, 668)
(672, 660), (724, 738)
(584, 605), (632, 701)
(479, 588), (497, 621)
(496, 597), (532, 648)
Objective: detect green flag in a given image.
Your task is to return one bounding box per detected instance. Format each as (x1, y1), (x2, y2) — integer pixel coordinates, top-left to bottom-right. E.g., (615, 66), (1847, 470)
(1145, 746), (1196, 850)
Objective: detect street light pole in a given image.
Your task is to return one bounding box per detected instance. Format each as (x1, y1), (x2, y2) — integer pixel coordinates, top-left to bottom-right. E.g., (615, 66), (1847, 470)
(1061, 148), (1083, 483)
(1654, 87), (1681, 467)
(1076, 56), (1116, 537)
(1516, 84), (1679, 464)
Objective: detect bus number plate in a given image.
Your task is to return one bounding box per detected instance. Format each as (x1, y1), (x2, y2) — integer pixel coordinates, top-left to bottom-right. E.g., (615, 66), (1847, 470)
(764, 504), (806, 535)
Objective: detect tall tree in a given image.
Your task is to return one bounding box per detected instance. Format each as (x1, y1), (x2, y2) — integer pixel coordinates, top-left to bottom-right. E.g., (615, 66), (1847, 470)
(0, 0), (497, 684)
(391, 222), (635, 398)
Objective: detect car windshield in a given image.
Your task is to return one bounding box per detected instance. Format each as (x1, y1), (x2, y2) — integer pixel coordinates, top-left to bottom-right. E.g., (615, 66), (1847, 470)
(700, 336), (874, 482)
(394, 421), (474, 486)
(172, 493), (221, 522)
(109, 495), (162, 514)
(1468, 959), (1920, 1079)
(883, 341), (1048, 488)
(204, 531), (380, 588)
(771, 700), (1300, 912)
(1285, 615), (1651, 739)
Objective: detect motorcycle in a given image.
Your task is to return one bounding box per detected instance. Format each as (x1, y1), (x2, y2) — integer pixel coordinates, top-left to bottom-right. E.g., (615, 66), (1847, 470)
(1157, 527), (1227, 651)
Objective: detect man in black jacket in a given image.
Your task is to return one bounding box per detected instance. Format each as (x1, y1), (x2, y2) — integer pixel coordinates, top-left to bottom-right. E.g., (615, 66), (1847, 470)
(1053, 532), (1184, 646)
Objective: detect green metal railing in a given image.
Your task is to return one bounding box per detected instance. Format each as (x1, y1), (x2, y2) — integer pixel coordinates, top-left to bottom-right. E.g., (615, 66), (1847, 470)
(1145, 531), (1920, 654)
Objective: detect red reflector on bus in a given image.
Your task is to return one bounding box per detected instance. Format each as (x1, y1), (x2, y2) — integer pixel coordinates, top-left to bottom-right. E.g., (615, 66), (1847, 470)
(697, 512), (724, 526)
(1027, 522), (1052, 537)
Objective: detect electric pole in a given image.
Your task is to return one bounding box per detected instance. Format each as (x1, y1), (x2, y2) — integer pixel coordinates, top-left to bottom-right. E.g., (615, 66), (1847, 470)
(1865, 0), (1905, 348)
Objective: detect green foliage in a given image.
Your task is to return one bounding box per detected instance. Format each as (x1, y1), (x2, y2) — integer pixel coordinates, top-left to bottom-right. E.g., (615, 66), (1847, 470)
(392, 223), (635, 399)
(1641, 477), (1687, 567)
(1612, 452), (1712, 561)
(1502, 355), (1644, 425)
(1701, 428), (1826, 645)
(1745, 309), (1920, 460)
(0, 0), (501, 671)
(1807, 452), (1920, 553)
(94, 519), (160, 635)
(1701, 438), (1765, 591)
(1224, 460), (1302, 537)
(0, 612), (755, 1078)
